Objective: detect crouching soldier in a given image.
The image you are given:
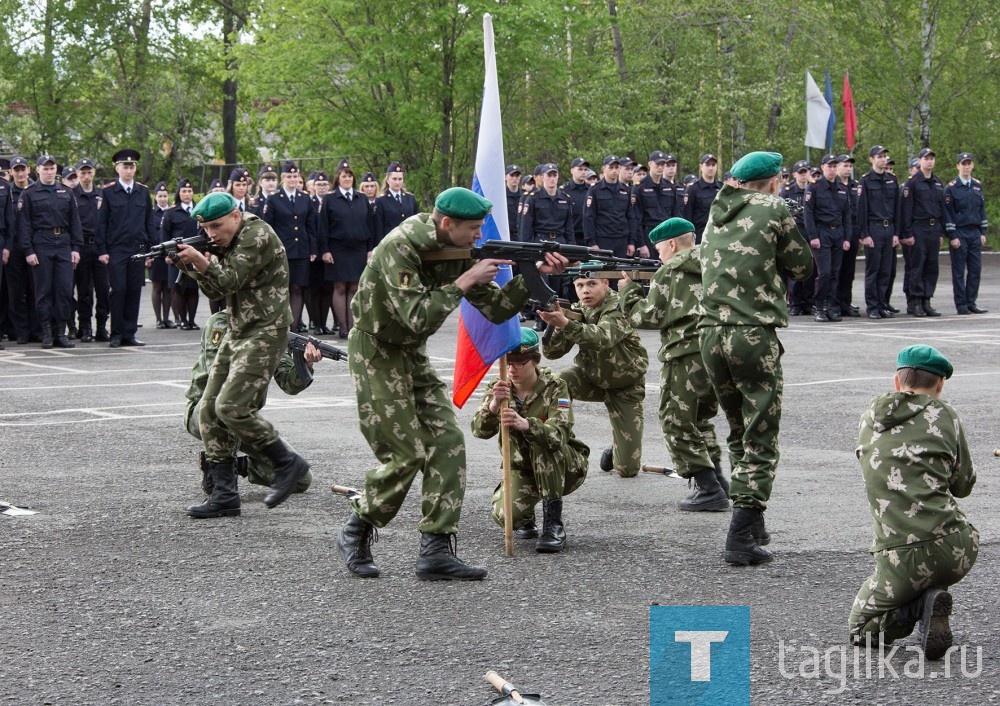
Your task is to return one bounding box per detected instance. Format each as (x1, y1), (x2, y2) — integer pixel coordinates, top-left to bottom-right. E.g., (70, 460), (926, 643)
(184, 310), (319, 496)
(538, 265), (648, 478)
(472, 328), (589, 553)
(849, 345), (979, 660)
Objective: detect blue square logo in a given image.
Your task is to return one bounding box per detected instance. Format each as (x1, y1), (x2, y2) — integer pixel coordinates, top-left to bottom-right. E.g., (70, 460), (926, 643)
(650, 606), (750, 706)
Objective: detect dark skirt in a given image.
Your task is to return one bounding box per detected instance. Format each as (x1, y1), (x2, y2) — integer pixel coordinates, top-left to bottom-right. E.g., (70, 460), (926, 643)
(309, 258), (327, 287)
(287, 257), (311, 287)
(325, 246), (367, 282)
(149, 257), (169, 283)
(168, 264), (199, 292)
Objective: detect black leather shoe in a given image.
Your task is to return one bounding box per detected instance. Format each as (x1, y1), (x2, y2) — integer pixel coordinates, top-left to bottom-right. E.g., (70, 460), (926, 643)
(968, 304), (989, 314)
(827, 308), (842, 322)
(337, 513), (380, 578)
(813, 308), (830, 322)
(922, 299), (941, 317)
(121, 337), (145, 346)
(886, 304), (900, 314)
(95, 326), (111, 342)
(156, 321), (166, 329)
(599, 445), (614, 472)
(109, 336), (122, 348)
(788, 305), (802, 316)
(956, 307), (971, 315)
(163, 319), (177, 329)
(846, 306), (861, 317)
(867, 309), (882, 319)
(878, 308), (895, 319)
(415, 533), (487, 580)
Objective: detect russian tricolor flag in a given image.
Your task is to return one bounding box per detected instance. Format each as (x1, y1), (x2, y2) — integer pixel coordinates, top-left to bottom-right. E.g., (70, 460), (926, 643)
(451, 13), (521, 408)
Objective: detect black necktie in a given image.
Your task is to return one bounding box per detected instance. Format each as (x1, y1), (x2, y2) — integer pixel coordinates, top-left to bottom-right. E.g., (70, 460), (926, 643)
(395, 193), (402, 204)
(346, 191), (352, 202)
(290, 193), (295, 205)
(126, 186), (131, 195)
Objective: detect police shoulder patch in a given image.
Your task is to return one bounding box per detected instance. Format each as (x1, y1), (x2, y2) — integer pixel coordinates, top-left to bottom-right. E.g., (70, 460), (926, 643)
(902, 187), (909, 197)
(804, 191), (812, 202)
(398, 268), (415, 287)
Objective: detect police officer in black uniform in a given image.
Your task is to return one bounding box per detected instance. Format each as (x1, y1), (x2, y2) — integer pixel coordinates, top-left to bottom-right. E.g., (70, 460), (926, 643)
(504, 165), (522, 241)
(944, 152), (989, 315)
(72, 158), (110, 342)
(632, 150), (681, 253)
(0, 159), (12, 349)
(250, 163), (278, 216)
(6, 156), (42, 344)
(98, 148), (155, 347)
(562, 157), (591, 246)
(857, 146), (900, 319)
(682, 153), (722, 243)
(780, 160), (816, 315)
(17, 154), (83, 348)
(262, 160), (317, 332)
(899, 147), (946, 317)
(373, 161), (419, 243)
(804, 154), (851, 322)
(583, 155), (638, 257)
(835, 154), (862, 317)
(520, 162), (574, 319)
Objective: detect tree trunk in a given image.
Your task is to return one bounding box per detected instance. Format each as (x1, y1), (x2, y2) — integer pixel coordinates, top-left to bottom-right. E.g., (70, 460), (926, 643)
(607, 0), (627, 84)
(221, 0), (246, 165)
(766, 22), (797, 146)
(132, 0), (153, 182)
(917, 0), (936, 147)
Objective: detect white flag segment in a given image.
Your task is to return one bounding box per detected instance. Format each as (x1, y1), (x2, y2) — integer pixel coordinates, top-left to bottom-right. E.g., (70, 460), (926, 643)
(805, 70), (832, 150)
(473, 13), (509, 242)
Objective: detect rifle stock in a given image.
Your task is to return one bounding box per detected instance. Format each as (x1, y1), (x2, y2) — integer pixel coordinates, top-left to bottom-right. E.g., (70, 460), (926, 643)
(287, 332), (347, 384)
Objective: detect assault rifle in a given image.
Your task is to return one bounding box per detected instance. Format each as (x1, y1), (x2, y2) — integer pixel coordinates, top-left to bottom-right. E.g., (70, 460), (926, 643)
(565, 262), (660, 282)
(131, 233), (215, 261)
(421, 239), (660, 311)
(287, 331), (347, 384)
(783, 197), (804, 218)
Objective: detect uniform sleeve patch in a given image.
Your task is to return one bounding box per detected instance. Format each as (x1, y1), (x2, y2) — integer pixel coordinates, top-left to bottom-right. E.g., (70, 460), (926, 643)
(398, 269), (415, 287)
(210, 328), (224, 346)
(557, 398), (570, 410)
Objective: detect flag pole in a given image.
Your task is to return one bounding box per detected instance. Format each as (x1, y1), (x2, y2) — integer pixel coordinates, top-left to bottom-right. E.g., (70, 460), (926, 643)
(499, 356), (514, 556)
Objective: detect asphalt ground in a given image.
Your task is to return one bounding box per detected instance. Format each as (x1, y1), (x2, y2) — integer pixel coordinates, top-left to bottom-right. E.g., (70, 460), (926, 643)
(2, 253), (999, 705)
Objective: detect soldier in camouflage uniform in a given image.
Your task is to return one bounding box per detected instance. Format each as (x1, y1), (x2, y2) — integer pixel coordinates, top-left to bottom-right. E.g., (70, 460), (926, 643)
(184, 310), (319, 495)
(619, 217), (728, 512)
(335, 187), (568, 581)
(172, 192), (311, 518)
(471, 328), (590, 553)
(538, 267), (648, 478)
(849, 345), (978, 660)
(697, 152), (814, 565)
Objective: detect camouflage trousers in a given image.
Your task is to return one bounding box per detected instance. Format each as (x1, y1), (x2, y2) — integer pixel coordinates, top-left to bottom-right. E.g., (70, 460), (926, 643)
(558, 367), (645, 478)
(187, 402), (311, 492)
(490, 436), (590, 528)
(699, 325), (783, 510)
(200, 327), (287, 462)
(659, 353), (722, 477)
(849, 526), (979, 644)
(348, 330), (467, 535)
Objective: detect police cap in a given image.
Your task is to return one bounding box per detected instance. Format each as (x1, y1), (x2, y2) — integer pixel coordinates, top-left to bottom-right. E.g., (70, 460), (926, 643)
(112, 148), (141, 164)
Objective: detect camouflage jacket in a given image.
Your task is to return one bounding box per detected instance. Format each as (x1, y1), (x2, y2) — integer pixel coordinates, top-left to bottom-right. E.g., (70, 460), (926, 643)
(183, 311), (309, 430)
(698, 185), (813, 329)
(542, 289), (648, 388)
(856, 391), (976, 553)
(471, 366), (589, 469)
(619, 246), (702, 364)
(351, 213), (531, 348)
(182, 214), (292, 338)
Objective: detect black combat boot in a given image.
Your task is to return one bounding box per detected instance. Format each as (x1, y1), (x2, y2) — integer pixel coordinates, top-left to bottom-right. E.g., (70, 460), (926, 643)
(67, 321), (78, 339)
(678, 468), (730, 512)
(922, 298), (941, 317)
(199, 452), (213, 495)
(79, 323), (94, 343)
(40, 321), (53, 349)
(599, 445), (614, 472)
(95, 317), (111, 342)
(536, 499), (567, 553)
(514, 510), (539, 539)
(260, 438), (310, 508)
(917, 588), (953, 660)
(712, 458), (730, 495)
(187, 461), (241, 518)
(336, 513), (380, 578)
(750, 511), (771, 546)
(724, 507), (773, 566)
(908, 297), (926, 317)
(415, 533), (487, 581)
(53, 322), (76, 348)
(826, 303), (842, 322)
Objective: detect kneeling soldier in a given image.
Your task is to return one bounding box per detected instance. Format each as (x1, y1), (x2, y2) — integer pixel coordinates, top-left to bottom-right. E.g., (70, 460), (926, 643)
(472, 328), (589, 553)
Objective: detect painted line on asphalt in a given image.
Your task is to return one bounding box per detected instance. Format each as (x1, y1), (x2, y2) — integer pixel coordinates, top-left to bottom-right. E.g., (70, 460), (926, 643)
(786, 371), (995, 387)
(0, 365), (193, 380)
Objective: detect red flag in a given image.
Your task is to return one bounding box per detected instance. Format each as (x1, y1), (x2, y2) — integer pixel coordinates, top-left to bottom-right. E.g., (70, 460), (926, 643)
(843, 72), (858, 151)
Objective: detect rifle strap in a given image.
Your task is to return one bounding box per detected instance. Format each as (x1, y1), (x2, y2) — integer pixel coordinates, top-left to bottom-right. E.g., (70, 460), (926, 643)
(420, 248), (471, 262)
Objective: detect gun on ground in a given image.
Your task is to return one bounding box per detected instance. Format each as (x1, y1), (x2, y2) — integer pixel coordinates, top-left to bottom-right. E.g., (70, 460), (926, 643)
(131, 233), (215, 262)
(287, 331), (347, 384)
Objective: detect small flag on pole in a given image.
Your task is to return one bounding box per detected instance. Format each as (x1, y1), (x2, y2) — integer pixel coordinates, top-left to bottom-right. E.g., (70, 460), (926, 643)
(824, 69), (836, 153)
(805, 71), (831, 150)
(451, 13), (521, 408)
(843, 72), (858, 152)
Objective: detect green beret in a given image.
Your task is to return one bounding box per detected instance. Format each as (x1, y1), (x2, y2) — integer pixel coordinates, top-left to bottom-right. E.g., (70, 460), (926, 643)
(190, 192), (238, 223)
(513, 327), (540, 354)
(434, 187), (492, 220)
(896, 344), (953, 380)
(649, 217), (695, 244)
(730, 151), (783, 182)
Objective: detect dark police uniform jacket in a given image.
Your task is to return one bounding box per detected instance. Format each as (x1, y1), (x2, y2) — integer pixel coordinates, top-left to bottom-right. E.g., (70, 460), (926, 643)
(323, 189), (375, 252)
(374, 191), (419, 242)
(843, 178), (861, 243)
(682, 178), (721, 237)
(900, 172), (945, 238)
(17, 181), (84, 257)
(0, 178), (12, 252)
(161, 203), (200, 242)
(519, 187), (574, 244)
(583, 179), (636, 246)
(804, 178), (851, 243)
(856, 171), (899, 238)
(97, 180), (155, 257)
(262, 188), (317, 259)
(505, 187), (521, 241)
(632, 175), (680, 238)
(72, 185), (103, 242)
(944, 178), (988, 237)
(561, 180), (590, 244)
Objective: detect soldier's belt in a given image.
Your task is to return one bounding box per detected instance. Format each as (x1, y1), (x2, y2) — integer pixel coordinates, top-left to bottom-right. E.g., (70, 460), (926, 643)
(37, 227), (65, 235)
(817, 222), (841, 229)
(867, 219), (892, 228)
(536, 233), (565, 240)
(83, 235), (96, 244)
(914, 218), (937, 225)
